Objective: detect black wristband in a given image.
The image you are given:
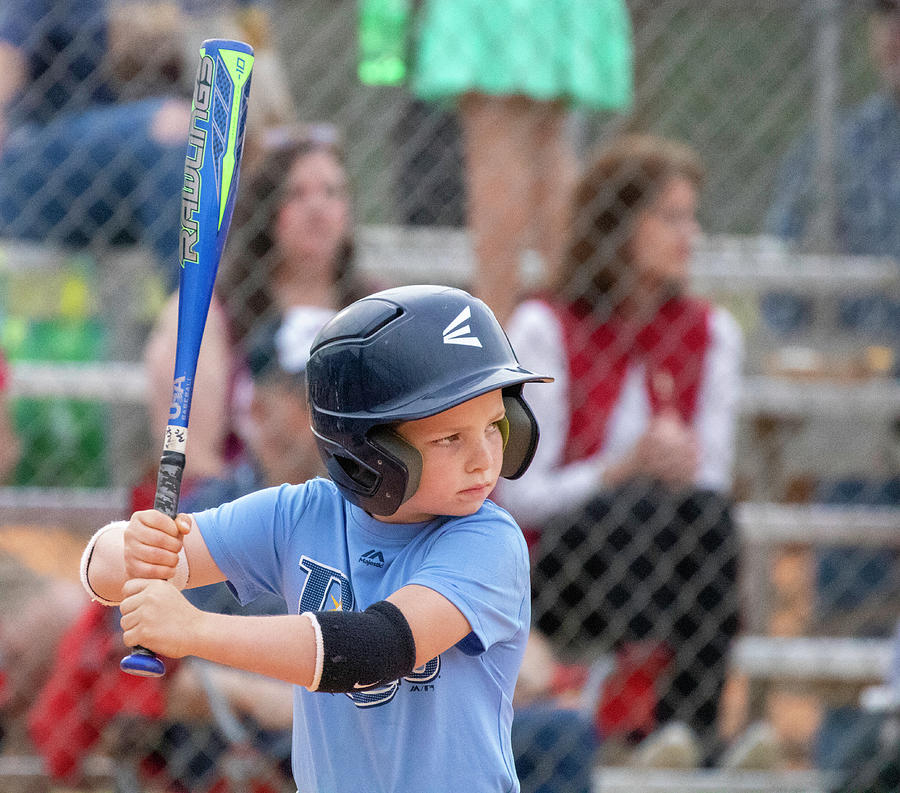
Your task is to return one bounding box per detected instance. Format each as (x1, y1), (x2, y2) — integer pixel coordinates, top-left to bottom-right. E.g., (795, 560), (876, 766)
(305, 600), (417, 693)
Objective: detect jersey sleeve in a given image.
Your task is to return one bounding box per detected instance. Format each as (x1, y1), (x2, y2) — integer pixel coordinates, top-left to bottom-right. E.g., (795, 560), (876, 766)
(408, 504), (530, 655)
(193, 483), (301, 605)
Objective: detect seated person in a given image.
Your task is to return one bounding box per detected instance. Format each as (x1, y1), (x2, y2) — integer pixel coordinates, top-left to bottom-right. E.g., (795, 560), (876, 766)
(764, 0), (900, 358)
(0, 0), (189, 281)
(495, 134), (744, 767)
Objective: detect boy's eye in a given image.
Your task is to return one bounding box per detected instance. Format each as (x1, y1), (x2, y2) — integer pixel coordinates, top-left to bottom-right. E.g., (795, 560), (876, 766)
(432, 433), (459, 446)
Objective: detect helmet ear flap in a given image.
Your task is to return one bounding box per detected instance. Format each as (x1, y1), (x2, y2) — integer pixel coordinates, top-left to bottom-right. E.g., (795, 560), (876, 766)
(314, 432), (381, 499)
(500, 392), (540, 479)
(312, 428), (421, 516)
(368, 429), (422, 510)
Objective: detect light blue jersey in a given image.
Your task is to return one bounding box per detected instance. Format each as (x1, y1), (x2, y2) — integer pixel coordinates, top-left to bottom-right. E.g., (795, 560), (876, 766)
(193, 477), (530, 793)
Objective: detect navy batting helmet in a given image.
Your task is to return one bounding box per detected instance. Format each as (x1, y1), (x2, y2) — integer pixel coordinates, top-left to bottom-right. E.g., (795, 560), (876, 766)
(306, 284), (552, 515)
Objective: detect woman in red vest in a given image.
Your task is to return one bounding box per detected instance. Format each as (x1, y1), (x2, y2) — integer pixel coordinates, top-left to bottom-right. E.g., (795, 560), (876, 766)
(496, 134), (744, 766)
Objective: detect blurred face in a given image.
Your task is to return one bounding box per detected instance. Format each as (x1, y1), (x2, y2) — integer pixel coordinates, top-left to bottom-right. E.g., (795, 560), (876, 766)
(380, 390), (506, 523)
(628, 175), (700, 292)
(249, 379), (323, 486)
(275, 148), (351, 270)
(871, 11), (900, 95)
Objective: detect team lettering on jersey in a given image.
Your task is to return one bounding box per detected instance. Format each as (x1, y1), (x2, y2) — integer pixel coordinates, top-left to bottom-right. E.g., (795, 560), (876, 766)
(298, 556), (442, 707)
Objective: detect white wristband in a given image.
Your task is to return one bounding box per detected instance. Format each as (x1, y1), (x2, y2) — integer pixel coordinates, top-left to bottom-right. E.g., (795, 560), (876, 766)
(171, 544), (190, 591)
(302, 611), (324, 692)
(80, 519), (190, 606)
(80, 520), (127, 606)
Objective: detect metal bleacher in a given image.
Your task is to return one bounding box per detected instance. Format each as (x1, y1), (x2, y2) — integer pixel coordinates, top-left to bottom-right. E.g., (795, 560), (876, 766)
(2, 230), (899, 791)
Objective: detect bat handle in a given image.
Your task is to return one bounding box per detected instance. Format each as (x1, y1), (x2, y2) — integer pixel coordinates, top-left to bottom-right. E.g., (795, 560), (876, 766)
(120, 449), (186, 678)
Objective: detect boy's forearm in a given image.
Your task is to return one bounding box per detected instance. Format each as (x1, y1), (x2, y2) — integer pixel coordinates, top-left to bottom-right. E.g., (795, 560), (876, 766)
(185, 612), (318, 689)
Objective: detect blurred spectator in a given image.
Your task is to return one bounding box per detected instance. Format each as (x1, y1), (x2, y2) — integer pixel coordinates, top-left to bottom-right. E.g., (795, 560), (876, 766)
(218, 122), (376, 346)
(0, 553), (85, 754)
(767, 0), (900, 654)
(0, 349), (20, 481)
(0, 0), (292, 283)
(407, 0), (634, 324)
(764, 0), (900, 354)
(0, 0), (190, 281)
(140, 123), (371, 508)
(812, 616), (900, 793)
(25, 597), (295, 790)
(512, 630), (599, 793)
(496, 135), (745, 767)
(241, 312), (326, 491)
(765, 1), (900, 777)
(766, 0), (900, 262)
(165, 304), (329, 517)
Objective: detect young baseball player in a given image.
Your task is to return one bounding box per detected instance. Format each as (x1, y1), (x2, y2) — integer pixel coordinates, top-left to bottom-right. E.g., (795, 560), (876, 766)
(81, 285), (551, 792)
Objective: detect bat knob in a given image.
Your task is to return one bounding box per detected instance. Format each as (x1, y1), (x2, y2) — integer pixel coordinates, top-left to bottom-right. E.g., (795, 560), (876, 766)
(120, 647), (166, 678)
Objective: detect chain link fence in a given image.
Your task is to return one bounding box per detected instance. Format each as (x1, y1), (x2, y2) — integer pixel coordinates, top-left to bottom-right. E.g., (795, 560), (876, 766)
(1, 1), (899, 791)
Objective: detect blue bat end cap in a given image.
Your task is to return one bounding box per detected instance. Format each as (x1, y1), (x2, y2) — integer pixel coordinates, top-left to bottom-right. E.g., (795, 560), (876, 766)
(120, 649), (166, 678)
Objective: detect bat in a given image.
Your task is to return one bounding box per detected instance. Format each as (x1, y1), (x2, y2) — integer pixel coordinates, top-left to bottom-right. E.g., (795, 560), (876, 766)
(121, 39), (254, 678)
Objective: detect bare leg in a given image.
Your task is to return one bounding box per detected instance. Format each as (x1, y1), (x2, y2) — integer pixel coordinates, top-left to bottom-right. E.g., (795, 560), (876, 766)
(460, 93), (534, 325)
(529, 100), (577, 293)
(460, 93), (576, 324)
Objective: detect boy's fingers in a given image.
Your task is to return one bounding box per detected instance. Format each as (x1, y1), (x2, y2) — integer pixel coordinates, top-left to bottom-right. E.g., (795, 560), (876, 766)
(132, 545), (180, 569)
(175, 514), (192, 536)
(130, 525), (183, 554)
(122, 578), (151, 599)
(135, 508), (181, 537)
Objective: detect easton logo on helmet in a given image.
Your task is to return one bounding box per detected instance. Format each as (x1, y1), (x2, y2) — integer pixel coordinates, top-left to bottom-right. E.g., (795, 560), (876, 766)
(442, 306), (482, 347)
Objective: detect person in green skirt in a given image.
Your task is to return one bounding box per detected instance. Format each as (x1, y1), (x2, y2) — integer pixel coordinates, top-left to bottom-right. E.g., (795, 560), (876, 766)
(410, 0), (634, 324)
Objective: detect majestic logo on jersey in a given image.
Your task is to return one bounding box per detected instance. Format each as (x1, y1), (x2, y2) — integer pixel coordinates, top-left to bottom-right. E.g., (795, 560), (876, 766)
(442, 306), (482, 347)
(297, 556), (442, 708)
(359, 549), (385, 568)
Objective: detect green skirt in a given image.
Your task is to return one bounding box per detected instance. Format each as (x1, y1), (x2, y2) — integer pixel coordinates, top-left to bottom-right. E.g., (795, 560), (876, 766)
(410, 0), (633, 111)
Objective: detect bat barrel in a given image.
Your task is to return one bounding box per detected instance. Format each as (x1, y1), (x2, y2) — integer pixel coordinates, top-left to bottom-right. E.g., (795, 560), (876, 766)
(121, 37), (254, 680)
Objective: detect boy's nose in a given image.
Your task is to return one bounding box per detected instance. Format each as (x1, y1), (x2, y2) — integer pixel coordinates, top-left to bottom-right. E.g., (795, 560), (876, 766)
(467, 436), (495, 472)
